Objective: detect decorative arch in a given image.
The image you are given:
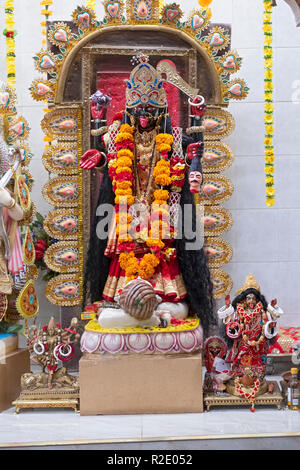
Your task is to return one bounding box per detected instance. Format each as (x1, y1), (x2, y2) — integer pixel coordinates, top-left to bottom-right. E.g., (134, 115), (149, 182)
(54, 24), (224, 105)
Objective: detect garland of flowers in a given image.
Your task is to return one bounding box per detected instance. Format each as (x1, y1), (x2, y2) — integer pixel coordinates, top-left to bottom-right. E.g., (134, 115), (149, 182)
(159, 0), (164, 15)
(198, 0), (213, 18)
(3, 0), (17, 88)
(110, 124), (175, 282)
(86, 0), (97, 11)
(235, 377), (260, 412)
(40, 1), (54, 154)
(263, 0), (275, 207)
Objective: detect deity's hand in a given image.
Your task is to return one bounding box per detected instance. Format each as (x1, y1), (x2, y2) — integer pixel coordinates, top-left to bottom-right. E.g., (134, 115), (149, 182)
(0, 188), (13, 208)
(190, 96), (206, 117)
(80, 149), (102, 170)
(271, 298), (277, 307)
(225, 295), (231, 307)
(91, 102), (106, 120)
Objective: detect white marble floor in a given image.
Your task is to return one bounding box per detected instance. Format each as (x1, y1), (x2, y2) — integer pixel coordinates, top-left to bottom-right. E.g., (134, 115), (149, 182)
(0, 376), (300, 449)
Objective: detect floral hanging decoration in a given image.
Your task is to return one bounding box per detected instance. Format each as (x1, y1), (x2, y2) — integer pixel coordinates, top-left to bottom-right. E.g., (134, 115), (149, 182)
(263, 0), (275, 207)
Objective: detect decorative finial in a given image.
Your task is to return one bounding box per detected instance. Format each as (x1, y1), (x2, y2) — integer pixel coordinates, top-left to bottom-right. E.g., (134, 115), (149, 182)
(235, 273), (261, 295)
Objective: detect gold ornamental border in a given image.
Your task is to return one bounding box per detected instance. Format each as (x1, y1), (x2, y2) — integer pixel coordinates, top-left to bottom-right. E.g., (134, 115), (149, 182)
(55, 24), (223, 105)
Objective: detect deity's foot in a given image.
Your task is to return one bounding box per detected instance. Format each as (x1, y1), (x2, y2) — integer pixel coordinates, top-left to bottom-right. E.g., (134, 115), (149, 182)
(98, 307), (169, 329)
(156, 302), (189, 320)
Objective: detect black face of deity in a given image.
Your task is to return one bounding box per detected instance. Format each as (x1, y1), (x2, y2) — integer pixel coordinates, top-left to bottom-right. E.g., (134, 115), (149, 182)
(245, 293), (257, 310)
(132, 105), (161, 131)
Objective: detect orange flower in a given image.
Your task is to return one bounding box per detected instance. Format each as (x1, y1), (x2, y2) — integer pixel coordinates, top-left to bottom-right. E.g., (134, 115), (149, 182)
(116, 166), (133, 175)
(153, 189), (169, 201)
(115, 188), (133, 196)
(116, 156), (133, 168)
(157, 143), (172, 154)
(117, 148), (134, 159)
(115, 132), (134, 143)
(120, 124), (134, 135)
(146, 238), (165, 249)
(116, 181), (132, 191)
(155, 175), (172, 186)
(156, 133), (174, 145)
(115, 195), (135, 206)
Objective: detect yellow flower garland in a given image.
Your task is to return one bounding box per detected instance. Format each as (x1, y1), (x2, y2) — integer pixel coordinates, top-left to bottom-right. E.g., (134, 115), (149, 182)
(4, 0), (16, 87)
(40, 0), (53, 49)
(263, 0), (275, 207)
(40, 0), (54, 153)
(114, 126), (174, 282)
(87, 0), (97, 11)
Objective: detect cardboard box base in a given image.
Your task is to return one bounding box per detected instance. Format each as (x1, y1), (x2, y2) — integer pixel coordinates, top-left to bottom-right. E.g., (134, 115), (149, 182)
(0, 349), (30, 412)
(79, 353), (203, 416)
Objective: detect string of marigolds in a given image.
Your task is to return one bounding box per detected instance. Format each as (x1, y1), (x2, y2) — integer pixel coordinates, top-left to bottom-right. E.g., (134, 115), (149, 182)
(3, 0), (17, 88)
(86, 0), (97, 11)
(263, 0), (275, 207)
(109, 122), (185, 282)
(40, 1), (54, 156)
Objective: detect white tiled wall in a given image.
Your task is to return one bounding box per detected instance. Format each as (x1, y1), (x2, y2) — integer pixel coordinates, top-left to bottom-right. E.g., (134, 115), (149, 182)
(0, 0), (299, 327)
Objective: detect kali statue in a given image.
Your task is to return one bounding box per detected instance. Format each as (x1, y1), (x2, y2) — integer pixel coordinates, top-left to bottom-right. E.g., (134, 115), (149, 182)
(218, 274), (283, 410)
(80, 54), (215, 335)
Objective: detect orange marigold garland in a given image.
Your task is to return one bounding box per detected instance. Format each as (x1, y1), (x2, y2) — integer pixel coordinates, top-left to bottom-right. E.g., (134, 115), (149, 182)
(40, 1), (54, 155)
(40, 0), (53, 49)
(4, 0), (17, 88)
(112, 127), (175, 282)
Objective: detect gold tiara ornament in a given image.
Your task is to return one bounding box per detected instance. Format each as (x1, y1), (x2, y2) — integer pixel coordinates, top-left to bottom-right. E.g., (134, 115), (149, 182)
(235, 273), (261, 295)
(126, 54), (167, 108)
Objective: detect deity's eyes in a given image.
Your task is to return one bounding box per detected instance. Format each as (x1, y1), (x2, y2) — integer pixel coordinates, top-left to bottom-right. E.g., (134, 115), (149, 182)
(189, 172), (202, 180)
(246, 294), (256, 301)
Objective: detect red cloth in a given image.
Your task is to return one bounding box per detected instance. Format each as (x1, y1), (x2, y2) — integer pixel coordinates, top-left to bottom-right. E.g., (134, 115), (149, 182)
(268, 327), (300, 354)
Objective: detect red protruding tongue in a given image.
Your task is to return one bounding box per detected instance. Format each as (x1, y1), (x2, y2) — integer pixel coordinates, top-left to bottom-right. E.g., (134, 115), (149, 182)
(139, 117), (149, 128)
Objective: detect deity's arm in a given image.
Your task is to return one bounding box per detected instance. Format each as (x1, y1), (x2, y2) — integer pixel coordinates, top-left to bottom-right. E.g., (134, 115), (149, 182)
(80, 93), (114, 171)
(185, 98), (206, 194)
(267, 301), (284, 321)
(264, 300), (283, 340)
(0, 188), (23, 221)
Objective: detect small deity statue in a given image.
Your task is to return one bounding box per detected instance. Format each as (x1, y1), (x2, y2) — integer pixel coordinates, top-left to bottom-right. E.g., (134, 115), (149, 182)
(203, 336), (232, 393)
(80, 54), (215, 335)
(24, 316), (80, 389)
(217, 273), (284, 410)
